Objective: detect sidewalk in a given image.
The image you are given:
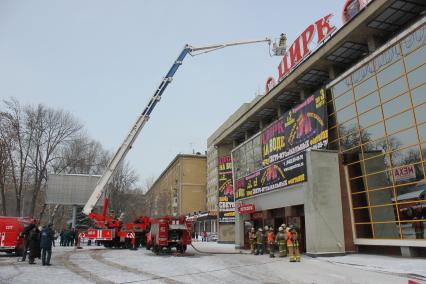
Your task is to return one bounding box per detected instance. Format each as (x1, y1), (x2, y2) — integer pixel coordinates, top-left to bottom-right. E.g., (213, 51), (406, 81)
(318, 254), (426, 281)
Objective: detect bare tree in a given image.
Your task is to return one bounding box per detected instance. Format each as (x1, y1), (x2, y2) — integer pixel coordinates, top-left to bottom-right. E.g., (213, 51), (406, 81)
(0, 138), (9, 215)
(142, 175), (157, 193)
(51, 133), (108, 175)
(0, 99), (35, 216)
(109, 161), (139, 217)
(28, 104), (82, 216)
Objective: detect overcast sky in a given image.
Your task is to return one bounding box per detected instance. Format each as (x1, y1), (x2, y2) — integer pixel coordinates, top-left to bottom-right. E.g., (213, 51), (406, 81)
(0, 0), (343, 187)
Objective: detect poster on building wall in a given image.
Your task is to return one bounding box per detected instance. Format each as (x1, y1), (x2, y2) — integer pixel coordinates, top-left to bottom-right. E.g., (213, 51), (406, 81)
(262, 88), (328, 166)
(218, 155), (235, 223)
(235, 152), (307, 200)
(219, 211), (235, 223)
(233, 88), (327, 201)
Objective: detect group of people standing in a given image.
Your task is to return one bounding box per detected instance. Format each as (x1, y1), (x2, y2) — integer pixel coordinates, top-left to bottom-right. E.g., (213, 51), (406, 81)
(59, 228), (77, 246)
(20, 223), (55, 266)
(249, 224), (301, 262)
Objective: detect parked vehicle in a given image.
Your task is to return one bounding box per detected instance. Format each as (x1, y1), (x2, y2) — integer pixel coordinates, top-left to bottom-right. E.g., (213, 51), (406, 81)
(146, 216), (192, 254)
(0, 216), (37, 256)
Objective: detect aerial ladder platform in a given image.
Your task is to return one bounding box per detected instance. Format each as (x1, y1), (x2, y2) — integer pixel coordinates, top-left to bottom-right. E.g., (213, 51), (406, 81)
(82, 36), (287, 222)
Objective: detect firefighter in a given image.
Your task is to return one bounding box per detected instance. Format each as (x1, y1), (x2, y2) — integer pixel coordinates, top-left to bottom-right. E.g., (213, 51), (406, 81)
(287, 226), (300, 262)
(59, 229), (65, 246)
(40, 224), (55, 266)
(263, 226), (269, 253)
(275, 226), (287, 257)
(248, 228), (256, 254)
(255, 228), (264, 255)
(70, 228), (76, 246)
(267, 227), (275, 258)
(20, 222), (36, 262)
(279, 33), (287, 48)
(28, 226), (41, 264)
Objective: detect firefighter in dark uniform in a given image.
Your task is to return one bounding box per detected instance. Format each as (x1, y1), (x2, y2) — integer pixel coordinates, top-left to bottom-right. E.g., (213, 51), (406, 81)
(28, 226), (41, 264)
(248, 227), (256, 254)
(20, 223), (35, 262)
(255, 228), (264, 255)
(275, 226), (287, 257)
(263, 226), (269, 253)
(40, 224), (54, 266)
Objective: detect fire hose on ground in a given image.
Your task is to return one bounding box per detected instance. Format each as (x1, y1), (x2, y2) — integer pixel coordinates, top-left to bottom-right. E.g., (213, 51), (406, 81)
(190, 243), (248, 255)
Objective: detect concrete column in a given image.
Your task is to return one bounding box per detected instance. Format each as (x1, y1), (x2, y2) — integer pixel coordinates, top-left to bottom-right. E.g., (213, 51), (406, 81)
(71, 205), (77, 229)
(304, 151), (345, 255)
(233, 140), (238, 148)
(259, 120), (264, 130)
(245, 131), (249, 140)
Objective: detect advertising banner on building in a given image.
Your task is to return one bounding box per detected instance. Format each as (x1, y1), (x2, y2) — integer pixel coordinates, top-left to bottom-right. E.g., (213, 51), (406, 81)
(218, 156), (235, 223)
(235, 153), (307, 200)
(234, 88), (327, 201)
(262, 88), (328, 166)
(218, 211), (235, 223)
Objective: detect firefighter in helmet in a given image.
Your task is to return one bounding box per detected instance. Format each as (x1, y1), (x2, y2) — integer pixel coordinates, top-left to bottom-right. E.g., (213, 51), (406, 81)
(255, 228), (264, 255)
(287, 226), (301, 262)
(262, 226), (269, 253)
(248, 227), (257, 254)
(267, 227), (275, 258)
(275, 226), (287, 257)
(279, 33), (287, 48)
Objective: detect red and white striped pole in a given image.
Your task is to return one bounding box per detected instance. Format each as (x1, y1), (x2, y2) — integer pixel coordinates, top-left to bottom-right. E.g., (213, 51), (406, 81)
(131, 231), (137, 250)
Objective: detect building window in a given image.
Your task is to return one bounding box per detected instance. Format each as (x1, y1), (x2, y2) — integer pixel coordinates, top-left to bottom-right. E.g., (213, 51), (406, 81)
(329, 24), (426, 240)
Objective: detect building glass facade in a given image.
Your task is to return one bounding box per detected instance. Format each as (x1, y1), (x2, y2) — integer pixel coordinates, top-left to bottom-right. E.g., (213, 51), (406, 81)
(328, 24), (426, 240)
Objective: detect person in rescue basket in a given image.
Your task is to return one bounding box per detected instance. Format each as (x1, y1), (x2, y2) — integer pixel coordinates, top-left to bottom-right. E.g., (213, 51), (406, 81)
(40, 223), (55, 266)
(275, 226), (287, 257)
(28, 226), (41, 264)
(255, 228), (264, 255)
(248, 227), (257, 254)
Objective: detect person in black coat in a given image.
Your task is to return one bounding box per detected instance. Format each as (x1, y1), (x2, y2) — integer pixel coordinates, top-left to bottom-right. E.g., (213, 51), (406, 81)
(20, 223), (35, 262)
(28, 227), (41, 264)
(40, 224), (55, 266)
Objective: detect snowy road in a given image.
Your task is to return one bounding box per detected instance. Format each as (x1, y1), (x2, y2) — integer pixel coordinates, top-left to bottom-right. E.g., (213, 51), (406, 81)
(0, 243), (424, 284)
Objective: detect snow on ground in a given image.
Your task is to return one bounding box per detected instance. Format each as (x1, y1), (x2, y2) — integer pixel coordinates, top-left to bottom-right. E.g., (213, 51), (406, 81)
(0, 242), (424, 284)
(319, 253), (426, 280)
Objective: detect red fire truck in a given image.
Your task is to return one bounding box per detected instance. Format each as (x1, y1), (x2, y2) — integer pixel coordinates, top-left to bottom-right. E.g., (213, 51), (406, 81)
(83, 198), (151, 248)
(146, 215), (192, 254)
(0, 216), (37, 256)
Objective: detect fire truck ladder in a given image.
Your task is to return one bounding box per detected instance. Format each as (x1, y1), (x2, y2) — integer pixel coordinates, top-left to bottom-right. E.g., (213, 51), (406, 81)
(82, 37), (279, 216)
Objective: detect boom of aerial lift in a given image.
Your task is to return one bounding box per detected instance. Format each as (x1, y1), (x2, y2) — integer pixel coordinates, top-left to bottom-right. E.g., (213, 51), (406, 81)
(82, 36), (287, 230)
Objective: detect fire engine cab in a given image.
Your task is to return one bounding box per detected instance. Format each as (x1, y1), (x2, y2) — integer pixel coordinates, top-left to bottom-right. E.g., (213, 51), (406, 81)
(0, 216), (36, 256)
(146, 216), (192, 254)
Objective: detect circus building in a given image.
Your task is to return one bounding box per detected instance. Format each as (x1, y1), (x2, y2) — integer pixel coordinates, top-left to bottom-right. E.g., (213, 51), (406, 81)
(207, 0), (426, 256)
